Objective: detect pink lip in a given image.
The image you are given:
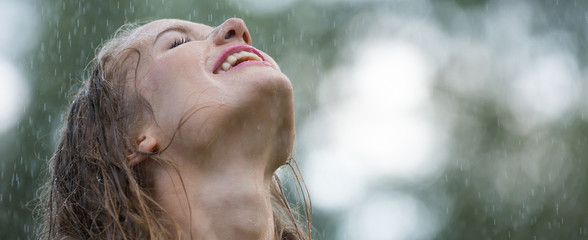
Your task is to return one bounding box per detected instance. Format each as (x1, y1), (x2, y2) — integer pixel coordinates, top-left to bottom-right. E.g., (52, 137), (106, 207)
(213, 43), (268, 74)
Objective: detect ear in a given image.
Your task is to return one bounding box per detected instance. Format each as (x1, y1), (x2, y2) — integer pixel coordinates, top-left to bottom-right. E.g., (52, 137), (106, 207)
(127, 134), (158, 166)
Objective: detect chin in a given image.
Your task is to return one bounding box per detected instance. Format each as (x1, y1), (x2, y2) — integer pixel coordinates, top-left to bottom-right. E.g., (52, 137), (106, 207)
(234, 64), (290, 85)
(225, 65), (293, 105)
(230, 66), (295, 165)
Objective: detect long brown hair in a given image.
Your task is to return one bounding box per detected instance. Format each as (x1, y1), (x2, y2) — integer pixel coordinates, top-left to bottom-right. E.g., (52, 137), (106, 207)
(38, 21), (311, 239)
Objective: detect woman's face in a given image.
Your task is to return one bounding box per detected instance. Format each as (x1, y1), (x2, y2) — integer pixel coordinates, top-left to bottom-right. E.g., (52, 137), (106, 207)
(128, 18), (294, 160)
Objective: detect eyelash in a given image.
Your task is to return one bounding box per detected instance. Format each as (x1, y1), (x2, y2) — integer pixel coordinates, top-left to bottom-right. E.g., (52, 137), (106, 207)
(170, 37), (191, 49)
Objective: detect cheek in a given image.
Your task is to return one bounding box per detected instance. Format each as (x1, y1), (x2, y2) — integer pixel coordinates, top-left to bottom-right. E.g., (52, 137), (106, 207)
(136, 49), (222, 129)
(148, 57), (196, 87)
(140, 51), (207, 98)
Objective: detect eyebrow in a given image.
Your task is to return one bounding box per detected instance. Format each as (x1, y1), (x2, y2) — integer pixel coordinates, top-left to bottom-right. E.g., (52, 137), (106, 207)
(153, 25), (190, 45)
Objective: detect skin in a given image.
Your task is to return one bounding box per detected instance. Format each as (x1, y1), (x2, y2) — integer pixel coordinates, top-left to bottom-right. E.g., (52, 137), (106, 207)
(125, 18), (295, 239)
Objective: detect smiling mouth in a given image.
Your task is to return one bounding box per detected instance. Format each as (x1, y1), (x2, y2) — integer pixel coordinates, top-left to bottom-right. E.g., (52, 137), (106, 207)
(213, 44), (270, 74)
(215, 51), (263, 74)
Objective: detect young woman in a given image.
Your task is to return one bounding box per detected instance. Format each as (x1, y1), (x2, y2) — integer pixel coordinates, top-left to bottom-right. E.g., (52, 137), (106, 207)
(39, 18), (311, 239)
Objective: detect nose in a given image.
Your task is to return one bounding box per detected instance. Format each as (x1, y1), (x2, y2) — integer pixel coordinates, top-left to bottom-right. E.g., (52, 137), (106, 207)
(213, 18), (252, 46)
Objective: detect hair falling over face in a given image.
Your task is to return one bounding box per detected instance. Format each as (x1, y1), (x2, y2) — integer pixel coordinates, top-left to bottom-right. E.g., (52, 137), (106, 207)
(36, 22), (312, 240)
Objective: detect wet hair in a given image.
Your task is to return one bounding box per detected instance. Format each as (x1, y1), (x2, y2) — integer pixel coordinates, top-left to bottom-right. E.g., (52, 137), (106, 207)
(37, 21), (311, 239)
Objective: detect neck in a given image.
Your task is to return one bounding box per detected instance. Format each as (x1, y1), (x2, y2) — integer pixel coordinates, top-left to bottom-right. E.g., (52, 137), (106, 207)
(152, 116), (293, 239)
(153, 150), (276, 240)
(151, 85), (295, 239)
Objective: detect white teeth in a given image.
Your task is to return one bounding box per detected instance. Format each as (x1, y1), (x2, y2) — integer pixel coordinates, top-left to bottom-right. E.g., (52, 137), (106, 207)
(222, 62), (231, 71)
(216, 50), (263, 74)
(238, 51), (261, 60)
(227, 55), (237, 64)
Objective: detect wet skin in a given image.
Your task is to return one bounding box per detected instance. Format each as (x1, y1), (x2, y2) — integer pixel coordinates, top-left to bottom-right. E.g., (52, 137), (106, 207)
(127, 18), (295, 239)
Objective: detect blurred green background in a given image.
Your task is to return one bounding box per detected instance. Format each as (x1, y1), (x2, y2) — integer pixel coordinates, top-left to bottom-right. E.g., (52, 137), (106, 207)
(2, 0), (588, 239)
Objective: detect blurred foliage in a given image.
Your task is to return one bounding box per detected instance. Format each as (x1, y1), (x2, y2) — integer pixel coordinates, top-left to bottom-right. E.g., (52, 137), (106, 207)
(2, 0), (588, 239)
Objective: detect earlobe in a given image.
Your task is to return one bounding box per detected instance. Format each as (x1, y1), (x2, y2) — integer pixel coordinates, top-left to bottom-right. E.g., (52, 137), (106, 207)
(127, 135), (159, 166)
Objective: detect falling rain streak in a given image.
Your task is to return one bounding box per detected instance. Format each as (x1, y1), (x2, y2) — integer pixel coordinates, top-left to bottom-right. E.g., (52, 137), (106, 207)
(3, 0), (588, 239)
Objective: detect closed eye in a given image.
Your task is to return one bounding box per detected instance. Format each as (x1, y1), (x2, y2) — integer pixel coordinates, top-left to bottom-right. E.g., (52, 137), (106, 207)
(170, 37), (191, 49)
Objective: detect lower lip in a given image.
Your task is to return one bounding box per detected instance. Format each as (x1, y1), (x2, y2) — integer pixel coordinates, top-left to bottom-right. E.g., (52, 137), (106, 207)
(223, 60), (272, 73)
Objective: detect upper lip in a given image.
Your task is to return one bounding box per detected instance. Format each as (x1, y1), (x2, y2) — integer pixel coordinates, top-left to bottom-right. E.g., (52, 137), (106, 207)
(213, 43), (266, 73)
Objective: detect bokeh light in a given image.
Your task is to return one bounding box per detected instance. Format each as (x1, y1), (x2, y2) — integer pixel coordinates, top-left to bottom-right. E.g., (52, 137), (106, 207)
(3, 0), (588, 239)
